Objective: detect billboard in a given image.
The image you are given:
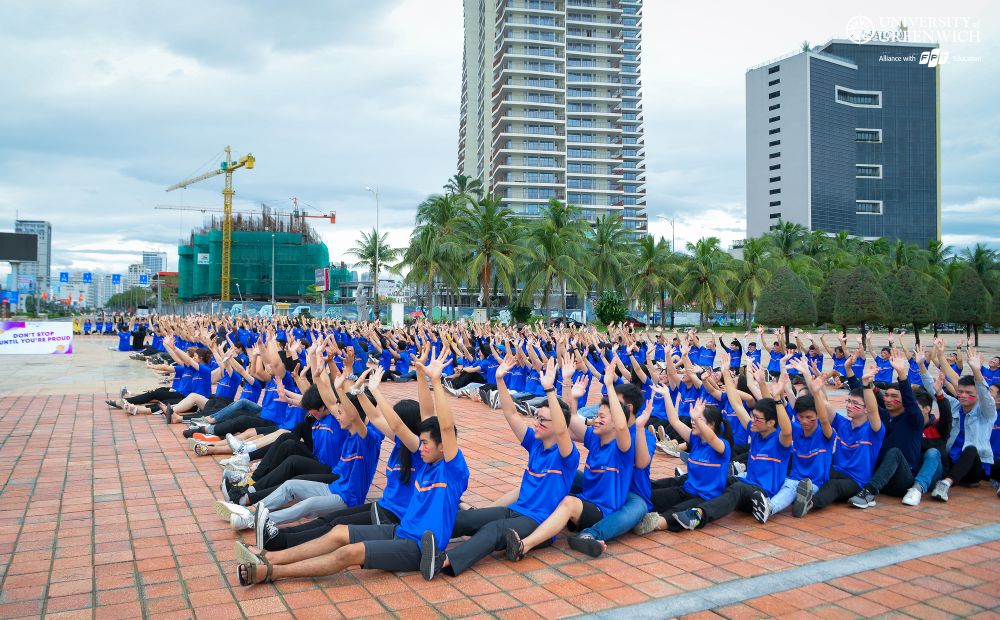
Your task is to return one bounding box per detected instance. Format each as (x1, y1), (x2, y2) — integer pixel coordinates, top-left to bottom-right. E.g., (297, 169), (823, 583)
(197, 253), (210, 265)
(0, 321), (73, 355)
(314, 267), (329, 292)
(0, 233), (38, 262)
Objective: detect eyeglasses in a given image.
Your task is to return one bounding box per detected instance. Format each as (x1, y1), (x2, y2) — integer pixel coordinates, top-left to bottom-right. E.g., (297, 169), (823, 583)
(751, 414), (766, 423)
(845, 400), (864, 410)
(536, 417), (552, 425)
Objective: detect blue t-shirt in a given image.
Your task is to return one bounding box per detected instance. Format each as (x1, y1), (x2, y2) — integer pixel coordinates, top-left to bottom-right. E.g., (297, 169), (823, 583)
(684, 433), (731, 500)
(698, 347), (716, 368)
(766, 348), (782, 373)
(677, 383), (700, 418)
(577, 427), (634, 517)
(171, 365), (189, 393)
(215, 370), (240, 400)
(746, 348), (762, 367)
(508, 429), (581, 524)
(117, 330), (131, 351)
(983, 366), (1000, 387)
(328, 423), (385, 506)
(629, 425), (657, 511)
(831, 414), (886, 487)
(395, 347), (414, 376)
(786, 352), (804, 376)
(397, 450), (470, 552)
(240, 378), (264, 404)
(875, 357), (894, 384)
(787, 422), (835, 488)
(743, 421), (793, 496)
(806, 351), (823, 371)
(379, 439), (425, 519)
(832, 354), (847, 376)
(311, 415), (348, 468)
(260, 372), (292, 426)
(506, 365), (527, 392)
(646, 378), (666, 420)
(722, 399), (750, 446)
(850, 355), (866, 378)
(187, 363), (213, 399)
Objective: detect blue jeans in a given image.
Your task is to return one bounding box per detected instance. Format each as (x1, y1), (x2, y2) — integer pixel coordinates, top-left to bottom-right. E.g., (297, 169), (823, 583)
(578, 404), (600, 420)
(580, 492), (647, 542)
(769, 478), (816, 515)
(913, 448), (943, 493)
(211, 398), (261, 422)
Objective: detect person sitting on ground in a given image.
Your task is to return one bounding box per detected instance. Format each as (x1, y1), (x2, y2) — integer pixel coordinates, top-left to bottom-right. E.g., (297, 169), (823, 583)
(421, 354), (578, 579)
(230, 347), (468, 585)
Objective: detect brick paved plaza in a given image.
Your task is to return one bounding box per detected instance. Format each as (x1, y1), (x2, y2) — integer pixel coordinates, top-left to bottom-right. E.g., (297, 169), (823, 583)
(1, 338), (999, 619)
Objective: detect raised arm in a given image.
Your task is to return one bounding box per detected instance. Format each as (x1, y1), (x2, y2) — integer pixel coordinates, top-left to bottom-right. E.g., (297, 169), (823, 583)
(861, 363), (882, 433)
(495, 353), (528, 443)
(424, 348), (459, 461)
(719, 352), (751, 430)
(368, 368), (419, 452)
(655, 384), (690, 444)
(690, 398), (727, 454)
(540, 357), (574, 458)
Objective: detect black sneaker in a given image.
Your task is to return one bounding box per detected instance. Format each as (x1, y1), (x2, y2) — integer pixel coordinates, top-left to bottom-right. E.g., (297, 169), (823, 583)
(792, 478), (813, 518)
(750, 490), (771, 523)
(182, 428), (200, 439)
(671, 508), (701, 531)
(513, 400), (532, 416)
(567, 535), (605, 558)
(163, 404), (174, 425)
(488, 390), (500, 409)
(478, 386), (492, 404)
(848, 487), (877, 509)
(420, 530), (444, 580)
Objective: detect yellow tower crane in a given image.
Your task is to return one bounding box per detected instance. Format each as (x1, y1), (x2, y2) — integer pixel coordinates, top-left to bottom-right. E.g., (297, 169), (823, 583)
(166, 146), (254, 301)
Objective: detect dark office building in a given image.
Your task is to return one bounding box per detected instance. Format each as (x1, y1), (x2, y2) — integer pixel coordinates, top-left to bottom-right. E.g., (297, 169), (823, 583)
(746, 39), (941, 245)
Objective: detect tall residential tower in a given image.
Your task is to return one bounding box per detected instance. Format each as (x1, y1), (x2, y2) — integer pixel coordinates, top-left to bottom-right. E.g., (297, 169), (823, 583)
(14, 219), (52, 295)
(746, 39), (941, 244)
(459, 0), (647, 238)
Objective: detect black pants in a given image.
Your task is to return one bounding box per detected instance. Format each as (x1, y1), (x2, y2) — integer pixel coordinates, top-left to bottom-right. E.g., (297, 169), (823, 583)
(812, 470), (860, 510)
(212, 415), (272, 437)
(649, 478), (701, 515)
(945, 446), (988, 484)
(263, 502), (400, 551)
(694, 480), (765, 528)
(445, 507), (542, 576)
(451, 372), (486, 390)
(250, 455), (332, 494)
(867, 447), (916, 496)
(126, 387), (183, 406)
(249, 434), (308, 480)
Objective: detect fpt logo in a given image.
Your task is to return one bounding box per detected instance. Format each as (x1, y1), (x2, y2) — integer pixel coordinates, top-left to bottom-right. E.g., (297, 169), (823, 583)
(919, 49), (949, 67)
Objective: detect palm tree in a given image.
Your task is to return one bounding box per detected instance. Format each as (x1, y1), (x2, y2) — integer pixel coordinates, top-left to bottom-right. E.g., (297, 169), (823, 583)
(959, 243), (999, 290)
(444, 174), (484, 206)
(520, 199), (591, 316)
(346, 229), (403, 321)
(399, 226), (447, 319)
(890, 239), (926, 271)
(734, 237), (774, 326)
(587, 214), (635, 297)
(416, 193), (466, 317)
(766, 220), (808, 262)
(628, 235), (675, 324)
(676, 237), (736, 327)
(455, 194), (523, 317)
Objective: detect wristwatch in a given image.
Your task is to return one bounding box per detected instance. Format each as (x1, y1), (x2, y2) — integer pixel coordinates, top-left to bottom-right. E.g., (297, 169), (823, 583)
(863, 383), (874, 390)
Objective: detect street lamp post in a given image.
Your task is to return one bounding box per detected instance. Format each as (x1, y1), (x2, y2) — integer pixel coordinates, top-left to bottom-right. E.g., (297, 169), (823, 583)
(270, 233), (276, 309)
(364, 186), (381, 323)
(656, 215), (677, 329)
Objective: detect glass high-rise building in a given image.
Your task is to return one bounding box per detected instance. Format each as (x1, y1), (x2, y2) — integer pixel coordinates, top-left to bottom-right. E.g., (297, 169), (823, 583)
(746, 39), (941, 244)
(459, 0), (647, 238)
(14, 219), (52, 295)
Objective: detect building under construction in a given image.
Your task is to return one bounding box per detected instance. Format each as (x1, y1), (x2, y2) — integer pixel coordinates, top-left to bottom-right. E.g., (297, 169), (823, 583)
(177, 208), (329, 301)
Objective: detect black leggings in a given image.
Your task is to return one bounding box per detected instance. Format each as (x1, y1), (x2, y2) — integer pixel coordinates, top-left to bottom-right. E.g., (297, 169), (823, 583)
(247, 458), (335, 502)
(263, 502), (400, 551)
(212, 415), (272, 437)
(249, 434), (308, 480)
(693, 480), (765, 527)
(126, 387), (183, 406)
(812, 470), (861, 510)
(944, 446), (992, 484)
(451, 372), (486, 390)
(649, 477), (702, 515)
(201, 396), (234, 415)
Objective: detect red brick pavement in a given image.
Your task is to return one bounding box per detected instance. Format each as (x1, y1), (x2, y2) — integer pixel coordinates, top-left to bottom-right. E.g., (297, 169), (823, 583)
(1, 386), (998, 619)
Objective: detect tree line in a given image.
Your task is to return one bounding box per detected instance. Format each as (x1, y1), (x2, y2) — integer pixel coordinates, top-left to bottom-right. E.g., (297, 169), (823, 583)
(346, 175), (998, 343)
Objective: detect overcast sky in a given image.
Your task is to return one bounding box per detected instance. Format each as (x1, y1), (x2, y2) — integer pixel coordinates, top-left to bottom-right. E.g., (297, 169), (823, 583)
(1, 0), (997, 282)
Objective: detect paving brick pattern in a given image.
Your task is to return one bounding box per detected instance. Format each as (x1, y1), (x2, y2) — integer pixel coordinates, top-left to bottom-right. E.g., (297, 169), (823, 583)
(1, 383), (998, 619)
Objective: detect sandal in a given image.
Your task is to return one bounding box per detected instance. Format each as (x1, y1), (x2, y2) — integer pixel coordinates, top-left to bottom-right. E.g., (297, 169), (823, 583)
(503, 528), (525, 562)
(235, 540), (268, 566)
(237, 557), (273, 586)
(163, 404), (174, 425)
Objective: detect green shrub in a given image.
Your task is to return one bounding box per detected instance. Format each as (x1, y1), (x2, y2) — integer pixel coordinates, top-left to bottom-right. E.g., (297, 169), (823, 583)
(595, 291), (627, 325)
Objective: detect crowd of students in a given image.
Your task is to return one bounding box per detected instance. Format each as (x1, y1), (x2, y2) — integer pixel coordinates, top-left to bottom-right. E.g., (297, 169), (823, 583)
(106, 314), (1000, 586)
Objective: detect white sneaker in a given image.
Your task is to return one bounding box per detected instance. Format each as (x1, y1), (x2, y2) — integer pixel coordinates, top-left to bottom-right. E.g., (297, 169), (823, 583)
(213, 500), (251, 522)
(230, 512), (254, 531)
(220, 453), (250, 469)
(225, 433), (246, 454)
(901, 486), (922, 506)
(930, 480), (951, 502)
(224, 469), (247, 484)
